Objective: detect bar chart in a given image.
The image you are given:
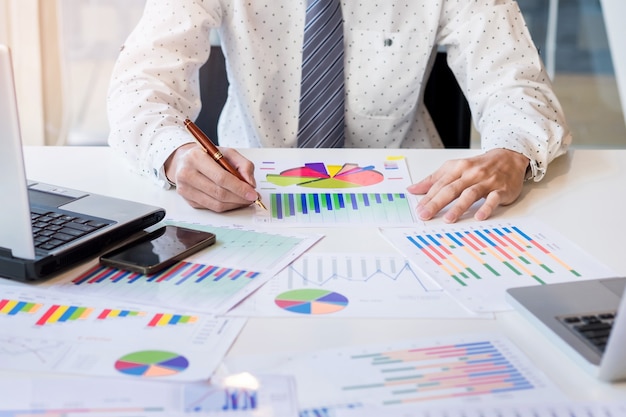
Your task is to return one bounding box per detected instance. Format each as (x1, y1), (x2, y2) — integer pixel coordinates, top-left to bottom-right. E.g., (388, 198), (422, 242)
(53, 222), (320, 314)
(223, 336), (562, 409)
(0, 286), (245, 381)
(380, 218), (617, 311)
(256, 157), (417, 225)
(269, 192), (413, 224)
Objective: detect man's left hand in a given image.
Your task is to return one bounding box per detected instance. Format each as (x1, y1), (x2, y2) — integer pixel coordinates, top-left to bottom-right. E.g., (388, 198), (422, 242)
(407, 148), (530, 223)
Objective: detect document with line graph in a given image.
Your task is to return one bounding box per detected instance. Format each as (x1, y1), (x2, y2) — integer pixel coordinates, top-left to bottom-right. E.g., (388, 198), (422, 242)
(380, 217), (617, 312)
(228, 252), (491, 318)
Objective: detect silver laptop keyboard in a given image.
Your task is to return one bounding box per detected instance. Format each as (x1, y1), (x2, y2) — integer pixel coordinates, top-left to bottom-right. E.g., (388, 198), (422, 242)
(558, 311), (617, 354)
(31, 207), (110, 251)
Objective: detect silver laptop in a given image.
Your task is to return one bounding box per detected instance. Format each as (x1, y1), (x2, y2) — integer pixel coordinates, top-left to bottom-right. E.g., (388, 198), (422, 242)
(506, 277), (626, 382)
(0, 44), (165, 281)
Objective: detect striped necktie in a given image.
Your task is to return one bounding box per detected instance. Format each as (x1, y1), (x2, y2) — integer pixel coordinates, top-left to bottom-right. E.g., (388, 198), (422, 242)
(297, 0), (345, 148)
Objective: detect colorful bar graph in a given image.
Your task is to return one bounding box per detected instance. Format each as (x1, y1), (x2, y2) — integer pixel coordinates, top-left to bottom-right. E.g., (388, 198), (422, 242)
(269, 192), (413, 223)
(407, 225), (580, 287)
(0, 299), (43, 316)
(72, 262), (261, 287)
(147, 313), (198, 327)
(96, 309), (146, 320)
(344, 341), (533, 404)
(35, 304), (93, 326)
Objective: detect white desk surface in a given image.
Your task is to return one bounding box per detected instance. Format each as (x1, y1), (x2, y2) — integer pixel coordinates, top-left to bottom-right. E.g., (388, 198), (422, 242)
(20, 146), (626, 401)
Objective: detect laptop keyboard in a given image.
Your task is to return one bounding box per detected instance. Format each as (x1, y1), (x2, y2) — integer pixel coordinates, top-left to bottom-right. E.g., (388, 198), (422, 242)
(31, 207), (111, 251)
(558, 311), (617, 354)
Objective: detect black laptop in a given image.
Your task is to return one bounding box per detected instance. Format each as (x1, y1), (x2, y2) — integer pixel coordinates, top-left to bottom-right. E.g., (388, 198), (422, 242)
(0, 44), (165, 281)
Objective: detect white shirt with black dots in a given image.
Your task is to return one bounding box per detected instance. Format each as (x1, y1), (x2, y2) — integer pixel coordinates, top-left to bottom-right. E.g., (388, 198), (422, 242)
(107, 0), (572, 188)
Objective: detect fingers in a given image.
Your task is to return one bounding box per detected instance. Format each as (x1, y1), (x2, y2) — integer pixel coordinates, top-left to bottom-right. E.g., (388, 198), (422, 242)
(409, 150), (528, 223)
(170, 145), (259, 212)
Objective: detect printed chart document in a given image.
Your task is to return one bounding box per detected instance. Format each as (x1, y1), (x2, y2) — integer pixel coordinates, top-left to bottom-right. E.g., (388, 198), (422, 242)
(49, 221), (322, 314)
(0, 373), (298, 417)
(223, 335), (564, 411)
(253, 156), (418, 226)
(380, 217), (617, 312)
(0, 284), (244, 381)
(228, 252), (491, 319)
(333, 401), (626, 417)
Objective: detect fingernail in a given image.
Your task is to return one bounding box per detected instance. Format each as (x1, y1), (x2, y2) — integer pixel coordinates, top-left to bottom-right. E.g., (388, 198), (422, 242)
(418, 207), (431, 220)
(475, 211), (487, 221)
(245, 192), (258, 202)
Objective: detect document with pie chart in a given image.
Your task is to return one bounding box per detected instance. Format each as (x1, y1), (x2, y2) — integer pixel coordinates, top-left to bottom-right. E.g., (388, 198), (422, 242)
(253, 157), (418, 226)
(0, 284), (244, 381)
(227, 252), (491, 319)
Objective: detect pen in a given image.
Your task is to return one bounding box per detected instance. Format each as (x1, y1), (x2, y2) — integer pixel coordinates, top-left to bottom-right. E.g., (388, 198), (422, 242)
(184, 118), (267, 210)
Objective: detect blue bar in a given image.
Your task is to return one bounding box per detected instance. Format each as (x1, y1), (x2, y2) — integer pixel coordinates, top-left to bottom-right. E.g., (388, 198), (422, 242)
(147, 268), (167, 282)
(350, 193), (357, 209)
(313, 194), (320, 213)
(215, 268), (233, 281)
(375, 194), (382, 204)
(417, 235), (431, 246)
(325, 193), (332, 210)
(407, 236), (423, 248)
(119, 310), (129, 317)
(128, 273), (142, 283)
(387, 193), (393, 201)
(338, 193), (345, 208)
(74, 268), (101, 285)
(475, 230), (496, 246)
(59, 306), (78, 322)
(196, 266), (218, 283)
(230, 270), (246, 280)
(8, 301), (26, 315)
(275, 193), (283, 220)
(95, 268), (117, 283)
(301, 193), (308, 214)
(170, 314), (181, 325)
(288, 193), (295, 216)
(445, 232), (464, 247)
(493, 228), (505, 236)
(363, 194), (370, 206)
(112, 270), (132, 282)
(426, 234), (441, 246)
(512, 226), (532, 241)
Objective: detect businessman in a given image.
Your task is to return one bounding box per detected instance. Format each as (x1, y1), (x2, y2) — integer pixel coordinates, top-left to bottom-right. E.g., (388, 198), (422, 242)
(107, 0), (571, 223)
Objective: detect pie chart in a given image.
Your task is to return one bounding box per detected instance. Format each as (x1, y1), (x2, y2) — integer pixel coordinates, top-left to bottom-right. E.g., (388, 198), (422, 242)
(114, 350), (189, 377)
(266, 162), (384, 188)
(275, 289), (349, 314)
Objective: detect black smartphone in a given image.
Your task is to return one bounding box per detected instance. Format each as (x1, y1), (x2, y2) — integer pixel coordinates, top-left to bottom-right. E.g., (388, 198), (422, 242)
(99, 225), (216, 275)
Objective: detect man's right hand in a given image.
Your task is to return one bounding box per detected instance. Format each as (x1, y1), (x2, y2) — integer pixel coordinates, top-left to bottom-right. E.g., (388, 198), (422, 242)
(164, 143), (260, 212)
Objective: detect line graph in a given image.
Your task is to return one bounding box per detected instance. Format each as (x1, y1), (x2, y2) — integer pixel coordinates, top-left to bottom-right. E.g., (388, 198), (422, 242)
(228, 253), (490, 319)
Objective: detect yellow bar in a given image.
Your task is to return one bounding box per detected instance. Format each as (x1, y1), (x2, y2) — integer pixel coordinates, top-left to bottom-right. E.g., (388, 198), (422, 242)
(0, 300), (18, 314)
(47, 305), (68, 324)
(157, 313), (173, 327)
